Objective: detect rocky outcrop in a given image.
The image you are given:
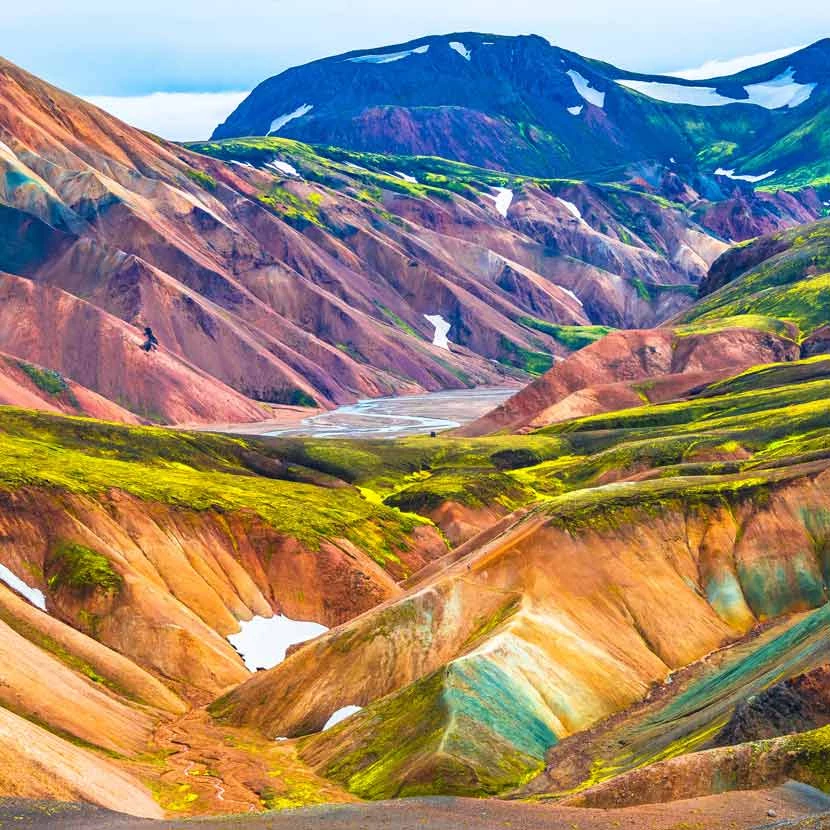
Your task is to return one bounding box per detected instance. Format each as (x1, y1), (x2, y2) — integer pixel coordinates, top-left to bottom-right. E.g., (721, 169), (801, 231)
(714, 666), (830, 747)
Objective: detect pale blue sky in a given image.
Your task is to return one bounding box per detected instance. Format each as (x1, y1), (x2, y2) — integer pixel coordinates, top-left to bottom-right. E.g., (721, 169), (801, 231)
(6, 0), (829, 96)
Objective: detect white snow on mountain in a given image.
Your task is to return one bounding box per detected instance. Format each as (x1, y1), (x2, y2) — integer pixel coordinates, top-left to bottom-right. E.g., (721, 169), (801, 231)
(567, 105), (584, 116)
(449, 41), (472, 61)
(488, 187), (514, 218)
(0, 564), (47, 611)
(744, 68), (816, 109)
(269, 104), (313, 135)
(348, 45), (430, 64)
(617, 68), (815, 110)
(424, 314), (452, 350)
(266, 160), (301, 177)
(394, 170), (418, 183)
(557, 197), (582, 220)
(228, 614), (328, 671)
(567, 70), (605, 108)
(556, 285), (584, 306)
(715, 167), (777, 183)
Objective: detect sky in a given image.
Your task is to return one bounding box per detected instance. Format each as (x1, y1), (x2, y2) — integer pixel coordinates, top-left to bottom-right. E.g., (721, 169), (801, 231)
(5, 1), (829, 140)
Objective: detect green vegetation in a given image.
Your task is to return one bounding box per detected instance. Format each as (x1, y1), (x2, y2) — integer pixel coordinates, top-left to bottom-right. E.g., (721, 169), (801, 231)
(518, 317), (615, 351)
(0, 408), (434, 571)
(48, 541), (123, 594)
(184, 167), (217, 191)
(306, 656), (553, 799)
(257, 185), (329, 229)
(677, 219), (830, 338)
(498, 336), (554, 376)
(15, 361), (79, 407)
(673, 314), (798, 341)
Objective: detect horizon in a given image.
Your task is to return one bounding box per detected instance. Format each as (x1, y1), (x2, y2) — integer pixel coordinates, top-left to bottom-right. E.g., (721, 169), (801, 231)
(4, 4), (829, 141)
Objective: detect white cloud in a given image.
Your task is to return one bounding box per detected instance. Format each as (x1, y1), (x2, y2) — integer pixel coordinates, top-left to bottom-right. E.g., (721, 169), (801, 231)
(84, 90), (250, 142)
(667, 45), (804, 80)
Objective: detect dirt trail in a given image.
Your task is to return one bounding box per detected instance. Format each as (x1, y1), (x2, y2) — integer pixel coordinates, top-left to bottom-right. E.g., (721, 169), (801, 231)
(2, 786), (829, 829)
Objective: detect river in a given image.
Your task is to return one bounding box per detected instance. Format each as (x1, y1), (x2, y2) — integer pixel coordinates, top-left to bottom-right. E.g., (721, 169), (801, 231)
(263, 386), (515, 440)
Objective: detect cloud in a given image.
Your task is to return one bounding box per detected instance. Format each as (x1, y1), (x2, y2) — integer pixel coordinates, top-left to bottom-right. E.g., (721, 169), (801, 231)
(84, 90), (250, 142)
(667, 45), (805, 80)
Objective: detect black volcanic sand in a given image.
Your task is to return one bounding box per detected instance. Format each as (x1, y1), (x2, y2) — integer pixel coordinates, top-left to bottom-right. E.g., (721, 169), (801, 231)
(2, 786), (830, 830)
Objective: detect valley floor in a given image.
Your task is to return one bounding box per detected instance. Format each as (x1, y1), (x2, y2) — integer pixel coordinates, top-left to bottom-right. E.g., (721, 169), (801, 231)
(3, 787), (829, 830)
(191, 386), (518, 440)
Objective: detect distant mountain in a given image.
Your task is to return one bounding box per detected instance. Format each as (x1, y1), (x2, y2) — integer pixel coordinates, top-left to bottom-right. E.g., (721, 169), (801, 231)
(214, 34), (830, 187)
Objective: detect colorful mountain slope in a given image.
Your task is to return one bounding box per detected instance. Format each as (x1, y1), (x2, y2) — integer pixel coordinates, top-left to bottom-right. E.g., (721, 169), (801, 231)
(2, 341), (830, 819)
(209, 353), (830, 802)
(3, 56), (794, 423)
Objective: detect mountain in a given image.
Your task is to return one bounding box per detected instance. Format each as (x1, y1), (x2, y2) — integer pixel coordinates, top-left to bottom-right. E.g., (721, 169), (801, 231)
(3, 334), (830, 820)
(3, 56), (817, 424)
(2, 220), (830, 825)
(6, 42), (830, 829)
(213, 34), (830, 188)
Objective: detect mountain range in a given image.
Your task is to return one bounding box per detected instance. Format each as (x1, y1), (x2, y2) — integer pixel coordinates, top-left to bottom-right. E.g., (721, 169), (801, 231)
(215, 34), (830, 188)
(2, 30), (830, 830)
(1, 40), (828, 425)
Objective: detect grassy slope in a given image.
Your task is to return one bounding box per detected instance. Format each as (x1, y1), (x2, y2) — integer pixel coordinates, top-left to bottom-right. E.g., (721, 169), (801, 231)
(0, 408), (429, 567)
(677, 219), (830, 339)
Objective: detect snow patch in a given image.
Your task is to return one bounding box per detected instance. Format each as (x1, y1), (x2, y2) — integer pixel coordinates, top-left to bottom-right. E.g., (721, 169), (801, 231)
(557, 197), (582, 220)
(567, 70), (605, 108)
(744, 68), (816, 109)
(556, 285), (584, 306)
(394, 170), (418, 184)
(228, 614), (328, 671)
(617, 79), (729, 106)
(567, 105), (583, 116)
(266, 160), (301, 177)
(0, 564), (47, 611)
(268, 104), (313, 135)
(617, 68), (815, 110)
(347, 45), (429, 64)
(323, 706), (363, 731)
(487, 187), (514, 218)
(715, 167), (777, 183)
(449, 41), (472, 61)
(424, 314), (451, 350)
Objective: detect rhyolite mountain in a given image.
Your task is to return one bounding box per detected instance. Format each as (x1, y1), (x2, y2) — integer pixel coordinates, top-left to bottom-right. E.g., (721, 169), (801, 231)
(2, 55), (819, 425)
(214, 34), (830, 188)
(4, 268), (830, 821)
(6, 42), (830, 829)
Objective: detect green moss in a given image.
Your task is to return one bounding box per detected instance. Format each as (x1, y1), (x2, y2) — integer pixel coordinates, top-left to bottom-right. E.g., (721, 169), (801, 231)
(498, 336), (554, 376)
(184, 168), (217, 191)
(0, 408), (433, 571)
(517, 318), (615, 351)
(385, 469), (535, 514)
(16, 362), (70, 396)
(374, 303), (418, 338)
(47, 541), (122, 595)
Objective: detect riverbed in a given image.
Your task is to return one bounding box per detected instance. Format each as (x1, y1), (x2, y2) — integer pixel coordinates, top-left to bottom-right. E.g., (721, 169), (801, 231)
(263, 386), (515, 440)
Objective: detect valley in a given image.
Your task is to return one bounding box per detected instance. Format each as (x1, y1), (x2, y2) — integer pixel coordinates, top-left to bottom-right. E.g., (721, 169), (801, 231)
(246, 386), (516, 439)
(2, 24), (830, 830)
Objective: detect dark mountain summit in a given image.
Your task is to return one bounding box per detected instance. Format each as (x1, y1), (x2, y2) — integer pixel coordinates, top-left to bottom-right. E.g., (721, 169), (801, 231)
(213, 34), (830, 183)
